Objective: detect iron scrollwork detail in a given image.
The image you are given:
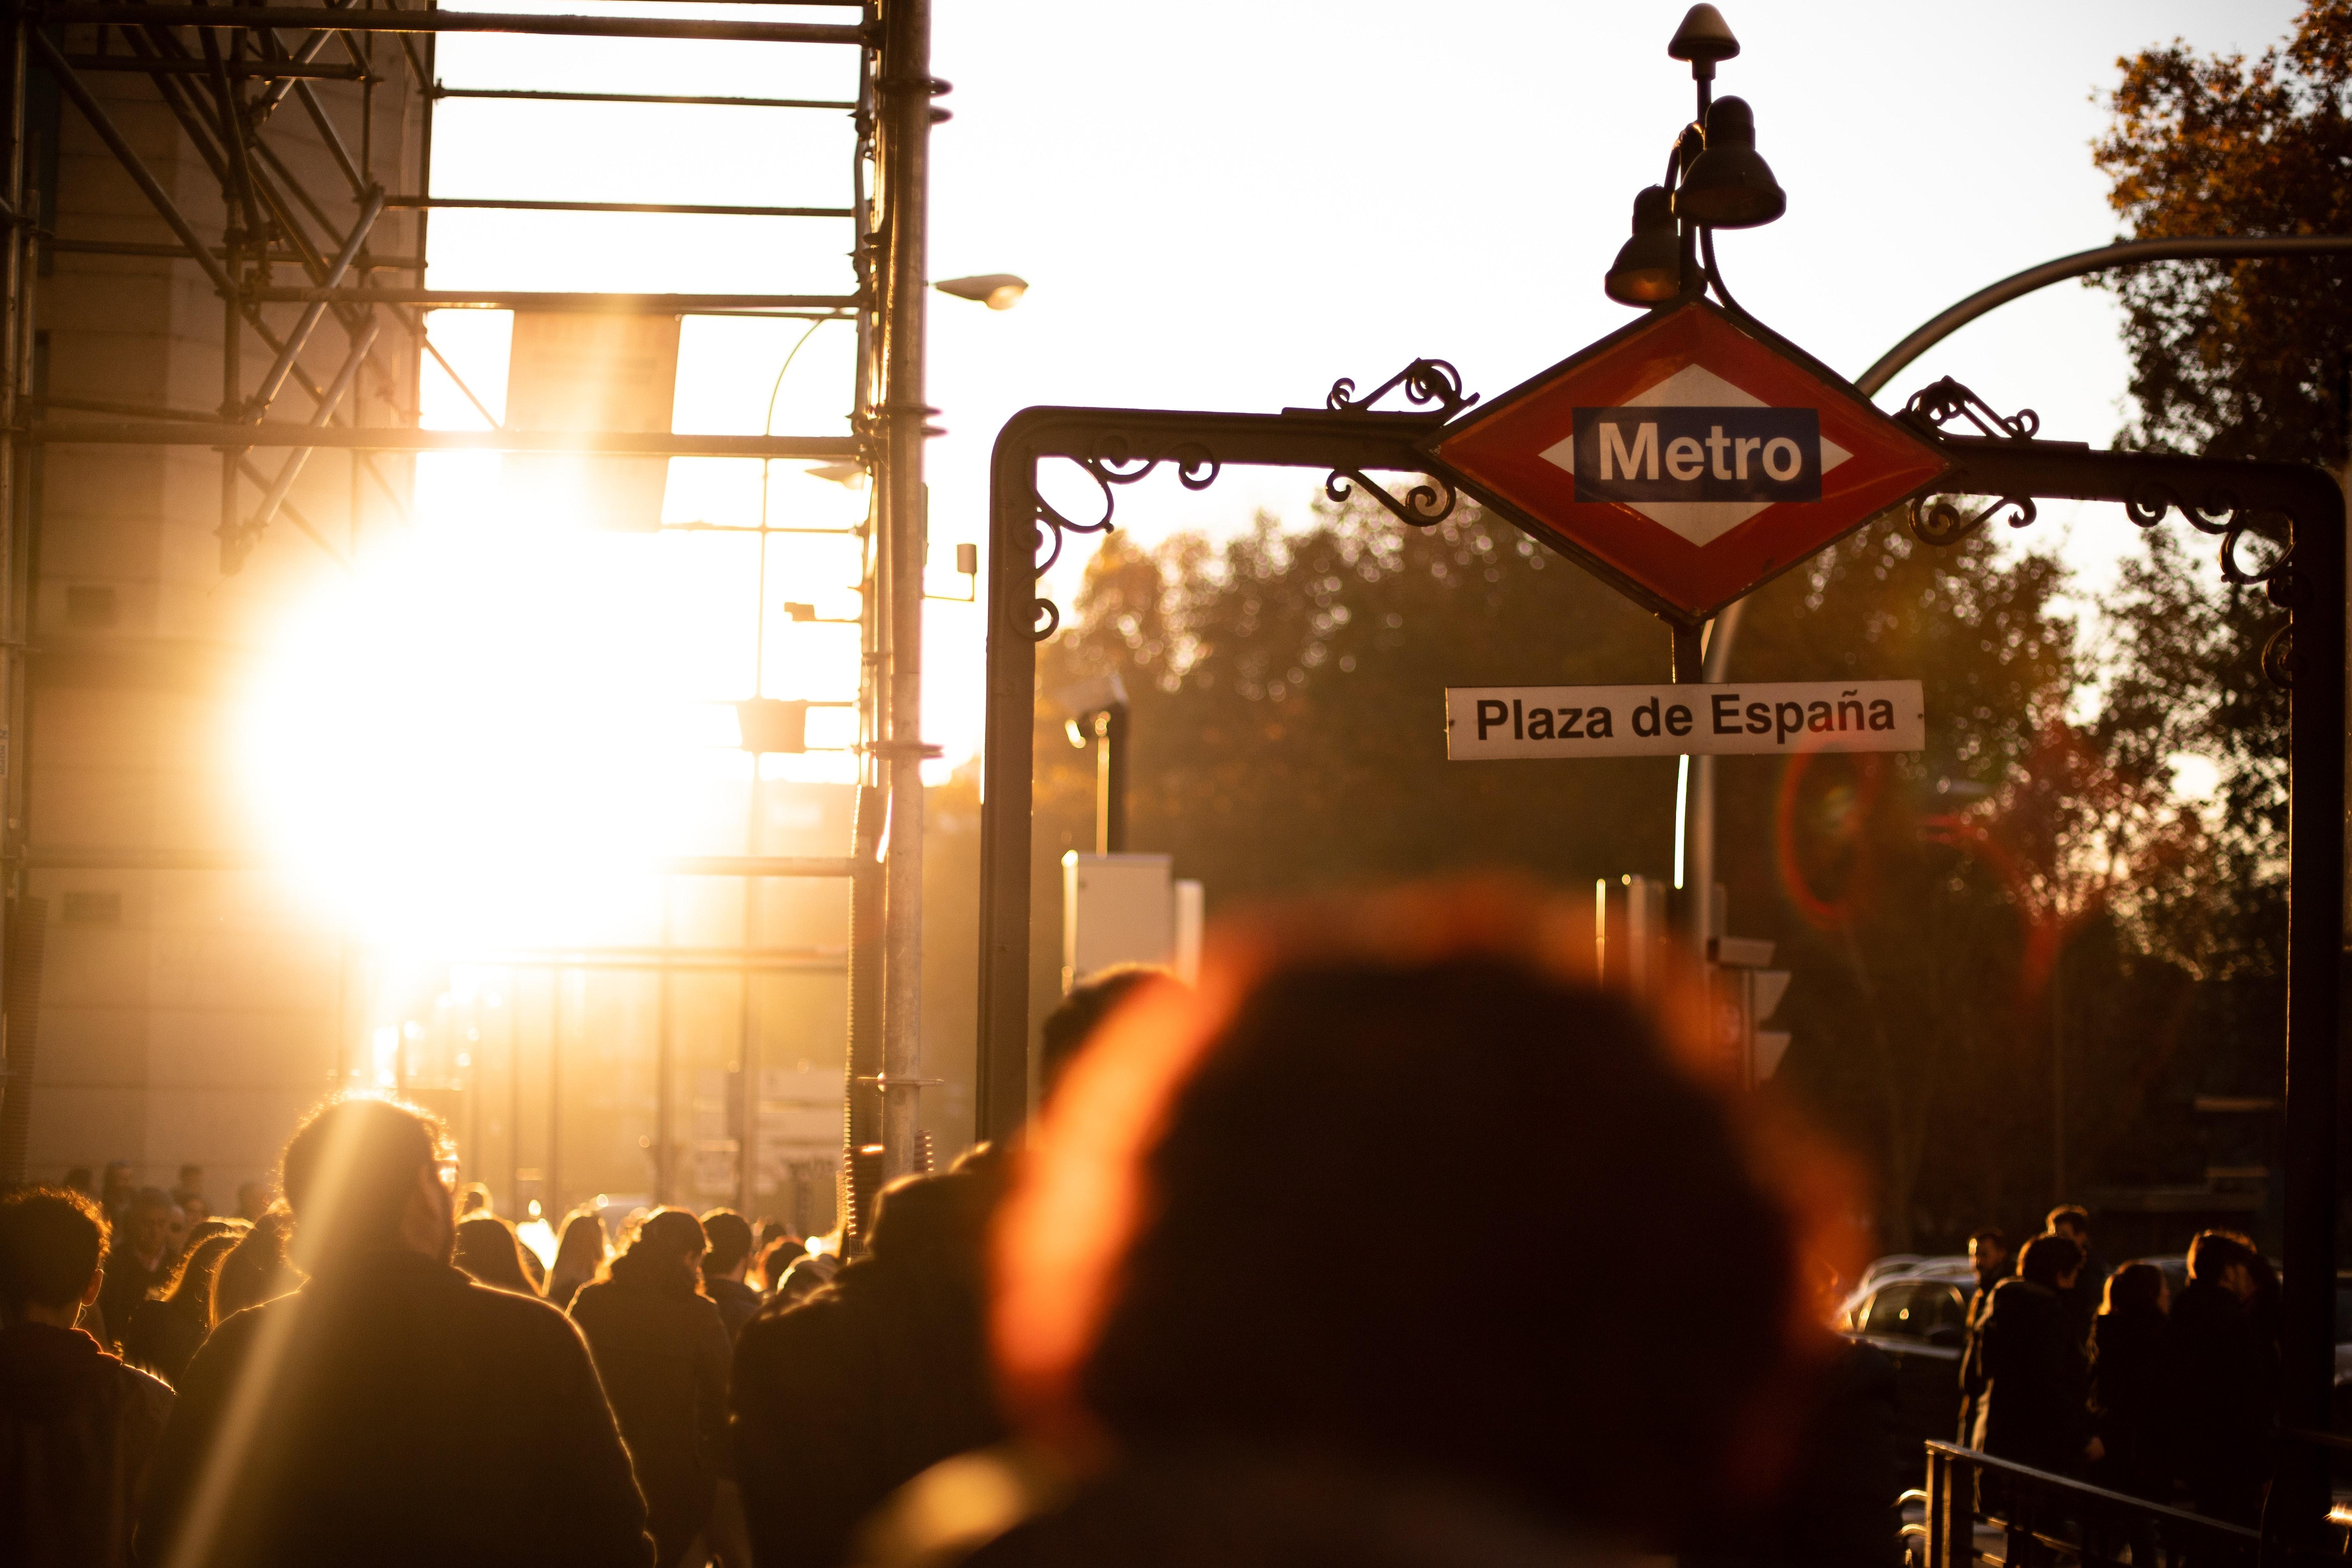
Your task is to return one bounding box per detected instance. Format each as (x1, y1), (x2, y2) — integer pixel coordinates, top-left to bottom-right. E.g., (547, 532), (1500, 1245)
(1906, 493), (2038, 546)
(1324, 468), (1459, 529)
(1029, 433), (1223, 641)
(1900, 375), (2041, 441)
(1325, 358), (1478, 419)
(2123, 481), (2297, 689)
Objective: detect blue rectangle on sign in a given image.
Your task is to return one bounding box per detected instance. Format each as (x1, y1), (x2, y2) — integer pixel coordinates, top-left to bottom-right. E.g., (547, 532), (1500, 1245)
(1573, 406), (1822, 504)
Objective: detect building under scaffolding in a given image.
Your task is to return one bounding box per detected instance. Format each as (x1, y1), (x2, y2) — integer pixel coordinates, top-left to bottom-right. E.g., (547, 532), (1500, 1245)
(0, 0), (945, 1242)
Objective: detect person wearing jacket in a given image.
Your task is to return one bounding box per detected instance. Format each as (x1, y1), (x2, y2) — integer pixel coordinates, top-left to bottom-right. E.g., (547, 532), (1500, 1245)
(570, 1208), (733, 1568)
(2087, 1261), (2173, 1500)
(120, 1230), (242, 1389)
(1974, 1232), (2100, 1477)
(2168, 1230), (2273, 1526)
(135, 1096), (653, 1568)
(0, 1187), (177, 1568)
(1957, 1227), (2010, 1445)
(697, 1210), (762, 1347)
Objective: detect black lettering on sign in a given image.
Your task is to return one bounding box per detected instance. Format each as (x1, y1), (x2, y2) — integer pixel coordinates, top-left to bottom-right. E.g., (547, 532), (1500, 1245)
(1775, 702), (1803, 743)
(1807, 701), (1832, 732)
(1513, 699), (1524, 739)
(1868, 699), (1895, 731)
(1573, 406), (1823, 504)
(1838, 692), (1864, 730)
(1528, 707), (1554, 740)
(1665, 704), (1692, 737)
(1557, 707), (1584, 737)
(1711, 694), (1741, 734)
(1587, 706), (1614, 738)
(1478, 699), (1508, 739)
(1633, 698), (1660, 738)
(1747, 702), (1771, 735)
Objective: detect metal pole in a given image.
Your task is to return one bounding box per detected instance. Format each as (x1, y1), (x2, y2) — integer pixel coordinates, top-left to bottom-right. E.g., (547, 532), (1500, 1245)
(736, 765), (762, 1216)
(0, 2), (25, 1170)
(875, 0), (933, 1182)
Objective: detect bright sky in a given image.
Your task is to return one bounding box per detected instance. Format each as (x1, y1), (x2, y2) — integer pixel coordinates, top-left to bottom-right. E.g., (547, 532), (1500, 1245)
(394, 0), (2299, 783)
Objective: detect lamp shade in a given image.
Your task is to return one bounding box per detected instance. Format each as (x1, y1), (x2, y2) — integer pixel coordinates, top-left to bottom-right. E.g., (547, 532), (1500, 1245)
(1605, 186), (1684, 305)
(1673, 97), (1785, 228)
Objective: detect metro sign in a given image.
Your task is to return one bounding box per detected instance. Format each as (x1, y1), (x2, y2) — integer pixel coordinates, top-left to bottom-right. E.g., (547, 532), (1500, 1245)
(1433, 300), (1949, 620)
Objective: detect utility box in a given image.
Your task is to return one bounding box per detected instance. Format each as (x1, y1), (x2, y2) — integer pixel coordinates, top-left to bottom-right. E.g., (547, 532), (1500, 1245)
(1062, 853), (1203, 990)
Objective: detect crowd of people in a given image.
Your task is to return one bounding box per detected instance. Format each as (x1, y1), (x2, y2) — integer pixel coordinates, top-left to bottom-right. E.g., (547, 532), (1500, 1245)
(1957, 1208), (2280, 1535)
(0, 883), (2302, 1568)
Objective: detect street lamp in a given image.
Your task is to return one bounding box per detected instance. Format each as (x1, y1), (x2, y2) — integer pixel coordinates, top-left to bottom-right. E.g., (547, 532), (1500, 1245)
(933, 273), (1030, 310)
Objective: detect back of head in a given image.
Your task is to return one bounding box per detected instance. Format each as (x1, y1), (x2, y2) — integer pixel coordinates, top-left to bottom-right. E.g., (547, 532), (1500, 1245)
(280, 1096), (447, 1267)
(2187, 1229), (2258, 1284)
(1039, 965), (1174, 1098)
(1969, 1226), (2006, 1253)
(867, 1153), (1006, 1279)
(0, 1187), (107, 1316)
(614, 1208), (706, 1292)
(165, 1231), (246, 1320)
(554, 1209), (609, 1273)
(2101, 1261), (2164, 1317)
(212, 1209), (300, 1322)
(700, 1210), (755, 1275)
(454, 1215), (540, 1295)
(995, 883), (1829, 1543)
(2045, 1204), (2090, 1238)
(2017, 1231), (2083, 1289)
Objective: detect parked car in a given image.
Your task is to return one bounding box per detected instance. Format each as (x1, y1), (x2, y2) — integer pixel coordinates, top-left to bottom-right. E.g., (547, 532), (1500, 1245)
(1837, 1261), (1970, 1455)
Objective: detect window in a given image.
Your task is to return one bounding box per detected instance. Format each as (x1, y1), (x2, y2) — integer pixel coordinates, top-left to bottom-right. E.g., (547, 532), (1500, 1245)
(1862, 1280), (1966, 1340)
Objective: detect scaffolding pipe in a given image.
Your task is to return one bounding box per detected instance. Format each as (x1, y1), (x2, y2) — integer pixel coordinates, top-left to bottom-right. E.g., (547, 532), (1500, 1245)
(44, 8), (868, 45)
(876, 0), (933, 1182)
(246, 186), (386, 418)
(249, 287), (857, 310)
(383, 197), (853, 217)
(30, 423), (860, 458)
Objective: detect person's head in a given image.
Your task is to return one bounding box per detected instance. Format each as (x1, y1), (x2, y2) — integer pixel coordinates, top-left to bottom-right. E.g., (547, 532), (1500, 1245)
(180, 1194), (209, 1231)
(2045, 1205), (2090, 1247)
(1039, 965), (1177, 1099)
(235, 1180), (271, 1222)
(279, 1096), (456, 1271)
(2017, 1231), (2084, 1291)
(994, 882), (1839, 1546)
(0, 1187), (109, 1325)
(177, 1164), (204, 1194)
(124, 1188), (173, 1261)
(2101, 1260), (2167, 1317)
(162, 1198), (190, 1258)
(751, 1234), (805, 1293)
(2187, 1230), (2262, 1303)
(700, 1210), (755, 1283)
(211, 1208), (300, 1322)
(186, 1217), (247, 1252)
(162, 1231), (244, 1326)
(553, 1208), (609, 1275)
(100, 1162), (134, 1204)
(622, 1208), (708, 1292)
(456, 1183), (492, 1218)
(453, 1215), (542, 1296)
(1968, 1227), (2009, 1280)
(63, 1166), (93, 1195)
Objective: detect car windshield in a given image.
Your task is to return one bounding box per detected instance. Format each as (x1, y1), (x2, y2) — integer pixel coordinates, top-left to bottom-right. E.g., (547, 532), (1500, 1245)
(1861, 1280), (1965, 1341)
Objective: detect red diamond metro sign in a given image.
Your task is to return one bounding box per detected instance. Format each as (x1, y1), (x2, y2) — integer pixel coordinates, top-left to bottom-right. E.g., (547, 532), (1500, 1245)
(1433, 300), (1949, 621)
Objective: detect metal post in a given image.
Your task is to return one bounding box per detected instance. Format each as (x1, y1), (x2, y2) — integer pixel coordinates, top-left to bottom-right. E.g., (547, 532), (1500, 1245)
(1094, 705), (1128, 855)
(735, 766), (762, 1216)
(874, 0), (933, 1181)
(0, 0), (26, 1152)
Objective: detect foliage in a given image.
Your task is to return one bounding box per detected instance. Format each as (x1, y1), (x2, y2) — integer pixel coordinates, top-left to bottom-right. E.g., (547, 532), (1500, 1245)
(2092, 0), (2352, 465)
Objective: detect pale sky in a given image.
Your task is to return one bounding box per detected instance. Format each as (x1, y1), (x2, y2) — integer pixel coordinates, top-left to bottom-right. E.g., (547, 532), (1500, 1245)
(414, 0), (2308, 771)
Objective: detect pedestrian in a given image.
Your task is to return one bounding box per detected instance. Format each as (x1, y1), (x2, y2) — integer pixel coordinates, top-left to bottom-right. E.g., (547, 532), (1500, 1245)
(2046, 1206), (2099, 1348)
(546, 1207), (609, 1312)
(1957, 1226), (2010, 1445)
(170, 1166), (207, 1220)
(1975, 1232), (2099, 1476)
(750, 1234), (804, 1295)
(121, 1231), (242, 1388)
(699, 1210), (762, 1344)
(570, 1208), (732, 1568)
(234, 1181), (271, 1224)
(99, 1163), (135, 1225)
(135, 1094), (653, 1568)
(2168, 1230), (2274, 1527)
(208, 1208), (299, 1323)
(732, 1150), (1009, 1568)
(454, 1214), (544, 1297)
(1036, 963), (1173, 1097)
(2085, 1261), (2173, 1566)
(859, 883), (1839, 1567)
(0, 1186), (177, 1568)
(95, 1190), (177, 1352)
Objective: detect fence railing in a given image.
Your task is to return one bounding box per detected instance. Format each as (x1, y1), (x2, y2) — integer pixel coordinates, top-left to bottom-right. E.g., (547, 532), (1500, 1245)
(1915, 1441), (2317, 1568)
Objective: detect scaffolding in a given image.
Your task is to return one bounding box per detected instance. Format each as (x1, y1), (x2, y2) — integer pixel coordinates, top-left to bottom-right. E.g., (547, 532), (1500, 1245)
(0, 0), (939, 1235)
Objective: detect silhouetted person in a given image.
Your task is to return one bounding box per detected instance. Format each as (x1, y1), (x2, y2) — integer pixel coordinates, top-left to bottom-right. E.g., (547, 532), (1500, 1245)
(1957, 1226), (2009, 1445)
(732, 1150), (1009, 1568)
(547, 1208), (610, 1312)
(2045, 1206), (2098, 1348)
(454, 1214), (544, 1297)
(207, 1208), (298, 1324)
(1975, 1232), (2098, 1477)
(135, 1096), (653, 1568)
(0, 1187), (176, 1568)
(571, 1209), (731, 1568)
(1036, 963), (1171, 1098)
(99, 1164), (135, 1225)
(96, 1191), (175, 1351)
(700, 1211), (761, 1345)
(864, 884), (1832, 1568)
(2086, 1261), (2173, 1568)
(234, 1182), (271, 1224)
(2169, 1230), (2273, 1526)
(121, 1232), (242, 1389)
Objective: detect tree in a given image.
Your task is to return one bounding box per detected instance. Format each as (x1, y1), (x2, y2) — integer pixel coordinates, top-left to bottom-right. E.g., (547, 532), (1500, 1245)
(2093, 0), (2352, 467)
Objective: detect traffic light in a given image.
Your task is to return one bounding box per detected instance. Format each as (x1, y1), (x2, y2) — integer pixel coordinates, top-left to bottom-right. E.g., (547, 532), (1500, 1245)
(1709, 927), (1791, 1088)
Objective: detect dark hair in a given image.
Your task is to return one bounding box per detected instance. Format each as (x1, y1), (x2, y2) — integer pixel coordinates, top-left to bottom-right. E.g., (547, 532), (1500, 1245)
(700, 1209), (755, 1275)
(211, 1209), (300, 1321)
(280, 1096), (447, 1256)
(999, 900), (1822, 1544)
(161, 1232), (244, 1326)
(1969, 1227), (2008, 1251)
(129, 1186), (172, 1215)
(178, 1164), (203, 1184)
(752, 1235), (804, 1292)
(2101, 1261), (2165, 1316)
(1039, 965), (1169, 1095)
(2018, 1232), (2084, 1289)
(453, 1215), (542, 1296)
(2046, 1205), (2090, 1235)
(631, 1208), (707, 1261)
(2187, 1229), (2260, 1283)
(0, 1187), (108, 1312)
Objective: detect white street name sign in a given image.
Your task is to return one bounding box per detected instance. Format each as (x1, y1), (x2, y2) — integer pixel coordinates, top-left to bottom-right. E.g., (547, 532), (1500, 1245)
(1444, 680), (1925, 760)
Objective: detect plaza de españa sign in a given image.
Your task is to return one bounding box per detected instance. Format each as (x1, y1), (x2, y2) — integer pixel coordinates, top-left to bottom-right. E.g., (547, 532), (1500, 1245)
(1434, 299), (1950, 621)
